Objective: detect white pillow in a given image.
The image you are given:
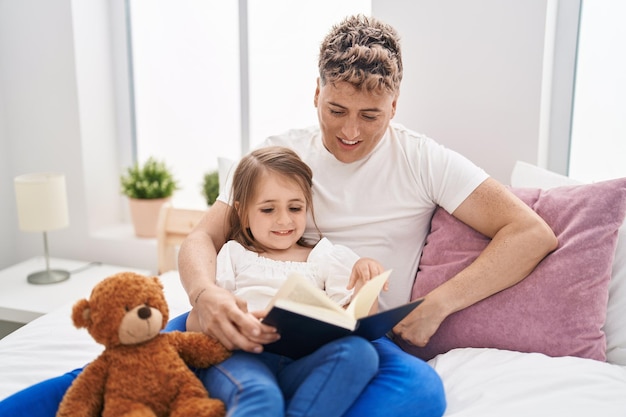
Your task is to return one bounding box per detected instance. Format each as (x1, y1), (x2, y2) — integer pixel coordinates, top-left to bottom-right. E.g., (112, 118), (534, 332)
(510, 161), (626, 365)
(217, 157), (236, 194)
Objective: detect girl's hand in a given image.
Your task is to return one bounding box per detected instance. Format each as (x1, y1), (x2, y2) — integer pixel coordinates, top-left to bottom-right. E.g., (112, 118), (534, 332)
(347, 257), (387, 292)
(347, 257), (386, 316)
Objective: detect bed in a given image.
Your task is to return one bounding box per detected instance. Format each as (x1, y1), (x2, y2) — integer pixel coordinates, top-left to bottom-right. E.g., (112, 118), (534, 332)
(1, 161), (626, 416)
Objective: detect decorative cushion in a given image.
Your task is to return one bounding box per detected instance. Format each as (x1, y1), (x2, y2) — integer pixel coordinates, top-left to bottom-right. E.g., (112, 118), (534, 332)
(405, 177), (626, 362)
(509, 161), (626, 366)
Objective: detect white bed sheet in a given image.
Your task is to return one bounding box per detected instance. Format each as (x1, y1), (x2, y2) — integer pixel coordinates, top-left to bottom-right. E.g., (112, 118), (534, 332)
(429, 348), (626, 417)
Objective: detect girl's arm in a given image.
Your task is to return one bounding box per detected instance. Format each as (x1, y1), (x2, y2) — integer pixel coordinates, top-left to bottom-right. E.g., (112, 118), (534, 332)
(178, 201), (278, 352)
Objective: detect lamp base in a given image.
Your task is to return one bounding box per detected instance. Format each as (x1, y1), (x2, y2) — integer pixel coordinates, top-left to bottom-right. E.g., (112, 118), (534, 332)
(27, 269), (71, 285)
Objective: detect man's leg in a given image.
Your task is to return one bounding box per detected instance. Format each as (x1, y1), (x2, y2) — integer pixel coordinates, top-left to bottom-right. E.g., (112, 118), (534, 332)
(0, 369), (81, 417)
(164, 311), (189, 332)
(342, 337), (447, 417)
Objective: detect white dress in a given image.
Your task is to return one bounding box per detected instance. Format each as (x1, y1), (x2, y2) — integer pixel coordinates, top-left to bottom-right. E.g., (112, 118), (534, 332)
(215, 237), (359, 312)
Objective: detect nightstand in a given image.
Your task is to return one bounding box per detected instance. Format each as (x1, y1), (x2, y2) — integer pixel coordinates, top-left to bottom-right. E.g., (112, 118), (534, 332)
(0, 257), (150, 324)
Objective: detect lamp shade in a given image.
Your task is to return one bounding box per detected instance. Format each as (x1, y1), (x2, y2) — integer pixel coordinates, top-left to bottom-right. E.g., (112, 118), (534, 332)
(14, 173), (69, 232)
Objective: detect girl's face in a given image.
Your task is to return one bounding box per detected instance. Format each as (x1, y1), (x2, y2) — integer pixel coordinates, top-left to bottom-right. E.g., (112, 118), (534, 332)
(314, 80), (397, 163)
(244, 171), (308, 253)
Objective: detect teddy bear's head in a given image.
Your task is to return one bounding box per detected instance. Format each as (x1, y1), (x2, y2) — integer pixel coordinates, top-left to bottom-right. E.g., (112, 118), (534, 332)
(71, 272), (169, 348)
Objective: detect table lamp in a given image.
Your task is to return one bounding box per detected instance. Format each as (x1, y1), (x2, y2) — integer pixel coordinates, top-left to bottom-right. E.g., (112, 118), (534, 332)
(14, 172), (71, 284)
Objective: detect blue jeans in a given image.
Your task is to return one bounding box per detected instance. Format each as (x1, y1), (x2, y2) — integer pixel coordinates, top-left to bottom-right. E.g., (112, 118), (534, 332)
(201, 338), (378, 417)
(0, 313), (446, 417)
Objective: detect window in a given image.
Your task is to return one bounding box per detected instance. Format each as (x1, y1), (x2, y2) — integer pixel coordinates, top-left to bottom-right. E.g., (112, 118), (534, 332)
(569, 0), (626, 182)
(128, 0), (240, 209)
(128, 0), (371, 208)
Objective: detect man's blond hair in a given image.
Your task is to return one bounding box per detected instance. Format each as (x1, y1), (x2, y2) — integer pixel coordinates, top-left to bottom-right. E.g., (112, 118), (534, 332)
(318, 14), (403, 95)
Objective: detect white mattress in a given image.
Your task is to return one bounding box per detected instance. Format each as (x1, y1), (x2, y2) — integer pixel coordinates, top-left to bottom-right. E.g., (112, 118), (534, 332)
(2, 271), (626, 416)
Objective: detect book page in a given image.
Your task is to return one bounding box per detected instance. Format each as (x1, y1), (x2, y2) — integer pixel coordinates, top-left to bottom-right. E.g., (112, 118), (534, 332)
(345, 270), (392, 319)
(264, 272), (347, 316)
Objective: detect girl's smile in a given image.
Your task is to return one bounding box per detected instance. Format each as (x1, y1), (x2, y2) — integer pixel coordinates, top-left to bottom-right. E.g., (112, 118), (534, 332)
(245, 171), (310, 259)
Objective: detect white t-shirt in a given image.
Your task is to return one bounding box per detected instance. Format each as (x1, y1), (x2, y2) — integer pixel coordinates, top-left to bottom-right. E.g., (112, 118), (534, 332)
(218, 123), (488, 310)
(215, 238), (359, 312)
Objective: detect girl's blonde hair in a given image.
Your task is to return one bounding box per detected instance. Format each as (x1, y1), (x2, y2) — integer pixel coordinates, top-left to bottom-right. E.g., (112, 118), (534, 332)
(227, 146), (322, 252)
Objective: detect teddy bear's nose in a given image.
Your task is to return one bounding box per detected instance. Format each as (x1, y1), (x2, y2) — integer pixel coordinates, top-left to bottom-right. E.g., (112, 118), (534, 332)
(137, 306), (152, 320)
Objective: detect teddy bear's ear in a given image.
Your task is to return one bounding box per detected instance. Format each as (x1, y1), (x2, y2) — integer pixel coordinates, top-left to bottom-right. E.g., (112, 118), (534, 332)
(151, 276), (164, 291)
(71, 299), (92, 328)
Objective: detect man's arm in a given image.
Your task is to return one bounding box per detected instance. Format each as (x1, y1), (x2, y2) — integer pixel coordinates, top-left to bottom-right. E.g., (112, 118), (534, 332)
(178, 201), (278, 352)
(394, 178), (558, 346)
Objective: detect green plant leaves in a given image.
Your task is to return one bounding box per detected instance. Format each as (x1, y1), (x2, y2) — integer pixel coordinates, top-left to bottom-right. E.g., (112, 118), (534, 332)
(202, 170), (219, 206)
(120, 157), (180, 199)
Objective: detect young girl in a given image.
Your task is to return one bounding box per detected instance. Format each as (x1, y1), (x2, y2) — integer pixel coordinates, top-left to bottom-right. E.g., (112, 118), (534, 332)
(177, 146), (385, 417)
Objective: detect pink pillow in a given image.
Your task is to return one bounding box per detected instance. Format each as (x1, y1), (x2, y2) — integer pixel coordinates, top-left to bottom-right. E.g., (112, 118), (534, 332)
(405, 178), (626, 361)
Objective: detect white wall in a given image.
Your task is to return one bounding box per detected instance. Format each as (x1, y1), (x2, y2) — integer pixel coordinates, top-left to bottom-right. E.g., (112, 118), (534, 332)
(0, 48), (15, 268)
(0, 0), (561, 271)
(374, 0), (550, 183)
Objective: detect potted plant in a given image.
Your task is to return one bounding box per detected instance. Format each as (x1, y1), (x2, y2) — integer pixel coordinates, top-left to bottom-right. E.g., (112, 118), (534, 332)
(202, 170), (220, 206)
(120, 157), (179, 237)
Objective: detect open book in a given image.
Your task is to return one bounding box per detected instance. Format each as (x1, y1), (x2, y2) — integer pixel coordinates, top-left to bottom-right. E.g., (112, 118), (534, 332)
(262, 270), (423, 359)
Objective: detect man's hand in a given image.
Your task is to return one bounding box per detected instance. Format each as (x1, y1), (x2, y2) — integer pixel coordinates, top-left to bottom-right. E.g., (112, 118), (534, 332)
(187, 284), (279, 353)
(391, 293), (448, 347)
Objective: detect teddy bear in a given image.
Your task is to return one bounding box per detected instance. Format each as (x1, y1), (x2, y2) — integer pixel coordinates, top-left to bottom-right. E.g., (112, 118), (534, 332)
(56, 271), (231, 417)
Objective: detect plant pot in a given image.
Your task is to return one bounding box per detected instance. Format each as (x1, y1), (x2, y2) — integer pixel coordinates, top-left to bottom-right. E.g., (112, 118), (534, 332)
(128, 197), (171, 238)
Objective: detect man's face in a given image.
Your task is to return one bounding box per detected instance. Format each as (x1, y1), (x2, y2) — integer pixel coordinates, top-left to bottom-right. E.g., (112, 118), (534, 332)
(314, 80), (397, 163)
